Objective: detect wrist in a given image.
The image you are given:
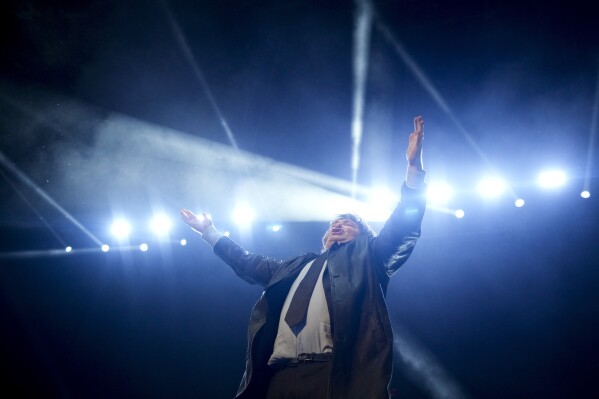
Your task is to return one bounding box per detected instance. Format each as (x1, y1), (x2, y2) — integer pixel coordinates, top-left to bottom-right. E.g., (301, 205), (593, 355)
(201, 225), (223, 247)
(406, 165), (426, 189)
(408, 162), (423, 172)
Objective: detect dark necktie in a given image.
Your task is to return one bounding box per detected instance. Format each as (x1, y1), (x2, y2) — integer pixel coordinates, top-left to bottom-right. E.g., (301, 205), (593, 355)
(284, 252), (328, 333)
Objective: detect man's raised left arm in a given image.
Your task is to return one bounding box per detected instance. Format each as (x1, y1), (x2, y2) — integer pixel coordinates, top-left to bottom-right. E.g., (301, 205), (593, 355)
(373, 116), (427, 277)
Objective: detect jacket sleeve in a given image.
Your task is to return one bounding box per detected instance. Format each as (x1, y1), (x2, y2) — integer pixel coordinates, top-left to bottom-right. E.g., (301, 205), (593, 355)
(372, 182), (426, 278)
(213, 236), (284, 287)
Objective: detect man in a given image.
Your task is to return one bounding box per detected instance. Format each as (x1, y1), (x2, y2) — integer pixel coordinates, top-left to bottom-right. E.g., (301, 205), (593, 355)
(180, 116), (426, 398)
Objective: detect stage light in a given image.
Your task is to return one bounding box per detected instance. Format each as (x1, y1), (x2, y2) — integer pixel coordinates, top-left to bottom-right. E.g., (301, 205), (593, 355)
(455, 209), (464, 219)
(111, 219), (132, 239)
(515, 199), (525, 207)
(65, 246), (72, 253)
(581, 190), (591, 199)
(139, 243), (148, 252)
(223, 231), (230, 237)
(180, 239), (187, 246)
(270, 225), (282, 232)
(537, 170), (566, 188)
(150, 214), (172, 235)
(427, 182), (453, 204)
(233, 205), (254, 225)
(101, 244), (110, 252)
(477, 177), (506, 198)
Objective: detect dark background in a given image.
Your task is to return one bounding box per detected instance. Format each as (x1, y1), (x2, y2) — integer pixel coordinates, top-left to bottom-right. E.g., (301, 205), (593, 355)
(1, 0), (598, 398)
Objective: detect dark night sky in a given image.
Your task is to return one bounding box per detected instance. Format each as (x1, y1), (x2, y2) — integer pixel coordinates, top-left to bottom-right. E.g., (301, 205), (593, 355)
(1, 0), (598, 398)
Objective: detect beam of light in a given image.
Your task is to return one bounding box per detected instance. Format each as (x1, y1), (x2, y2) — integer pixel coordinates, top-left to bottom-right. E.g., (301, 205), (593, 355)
(0, 249), (78, 259)
(162, 1), (287, 224)
(139, 243), (149, 252)
(0, 150), (102, 246)
(180, 238), (187, 246)
(375, 21), (496, 171)
(160, 0), (239, 151)
(537, 170), (566, 188)
(270, 224), (282, 232)
(581, 190), (591, 199)
(1, 86), (449, 230)
(368, 187), (399, 210)
(477, 177), (507, 198)
(93, 114), (378, 222)
(394, 331), (469, 399)
(0, 168), (66, 247)
(515, 198), (525, 207)
(351, 0), (373, 198)
(0, 247), (105, 259)
(583, 61), (599, 193)
(454, 209), (465, 219)
(101, 244), (110, 252)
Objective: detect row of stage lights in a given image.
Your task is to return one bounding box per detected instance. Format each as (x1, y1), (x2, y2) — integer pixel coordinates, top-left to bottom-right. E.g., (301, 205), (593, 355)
(62, 169), (590, 253)
(427, 169), (591, 218)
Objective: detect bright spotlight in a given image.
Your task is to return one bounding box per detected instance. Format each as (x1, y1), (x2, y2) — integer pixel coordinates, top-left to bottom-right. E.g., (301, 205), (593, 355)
(427, 182), (453, 204)
(180, 238), (187, 246)
(515, 199), (525, 207)
(139, 243), (148, 252)
(223, 231), (230, 237)
(477, 177), (506, 198)
(454, 209), (465, 219)
(232, 205), (255, 225)
(101, 244), (110, 252)
(270, 225), (282, 232)
(537, 170), (566, 188)
(65, 246), (72, 253)
(581, 190), (591, 199)
(111, 219), (132, 239)
(150, 214), (172, 235)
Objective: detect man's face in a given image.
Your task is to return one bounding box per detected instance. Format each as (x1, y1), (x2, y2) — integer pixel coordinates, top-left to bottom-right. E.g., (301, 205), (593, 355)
(323, 218), (360, 250)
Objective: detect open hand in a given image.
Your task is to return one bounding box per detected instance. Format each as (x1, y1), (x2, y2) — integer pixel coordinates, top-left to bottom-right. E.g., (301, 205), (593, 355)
(180, 209), (213, 234)
(406, 116), (424, 170)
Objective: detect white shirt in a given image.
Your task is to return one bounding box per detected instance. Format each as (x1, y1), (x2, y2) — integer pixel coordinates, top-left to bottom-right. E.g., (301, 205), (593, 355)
(268, 258), (333, 364)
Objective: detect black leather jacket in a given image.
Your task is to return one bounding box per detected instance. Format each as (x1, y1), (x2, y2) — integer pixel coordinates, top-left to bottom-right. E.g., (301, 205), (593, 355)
(213, 183), (426, 398)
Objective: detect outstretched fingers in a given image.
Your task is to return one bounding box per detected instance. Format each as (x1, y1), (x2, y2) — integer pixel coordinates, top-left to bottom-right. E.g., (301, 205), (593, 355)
(413, 115), (424, 138)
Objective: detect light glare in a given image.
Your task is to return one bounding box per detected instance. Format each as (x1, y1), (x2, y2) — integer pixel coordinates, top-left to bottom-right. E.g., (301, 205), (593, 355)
(477, 177), (506, 198)
(538, 170), (566, 188)
(427, 182), (453, 203)
(150, 214), (172, 235)
(368, 187), (398, 209)
(180, 239), (187, 246)
(455, 209), (465, 218)
(111, 219), (132, 239)
(101, 244), (110, 252)
(581, 190), (590, 199)
(65, 246), (72, 253)
(515, 199), (525, 207)
(233, 205), (255, 225)
(139, 243), (148, 252)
